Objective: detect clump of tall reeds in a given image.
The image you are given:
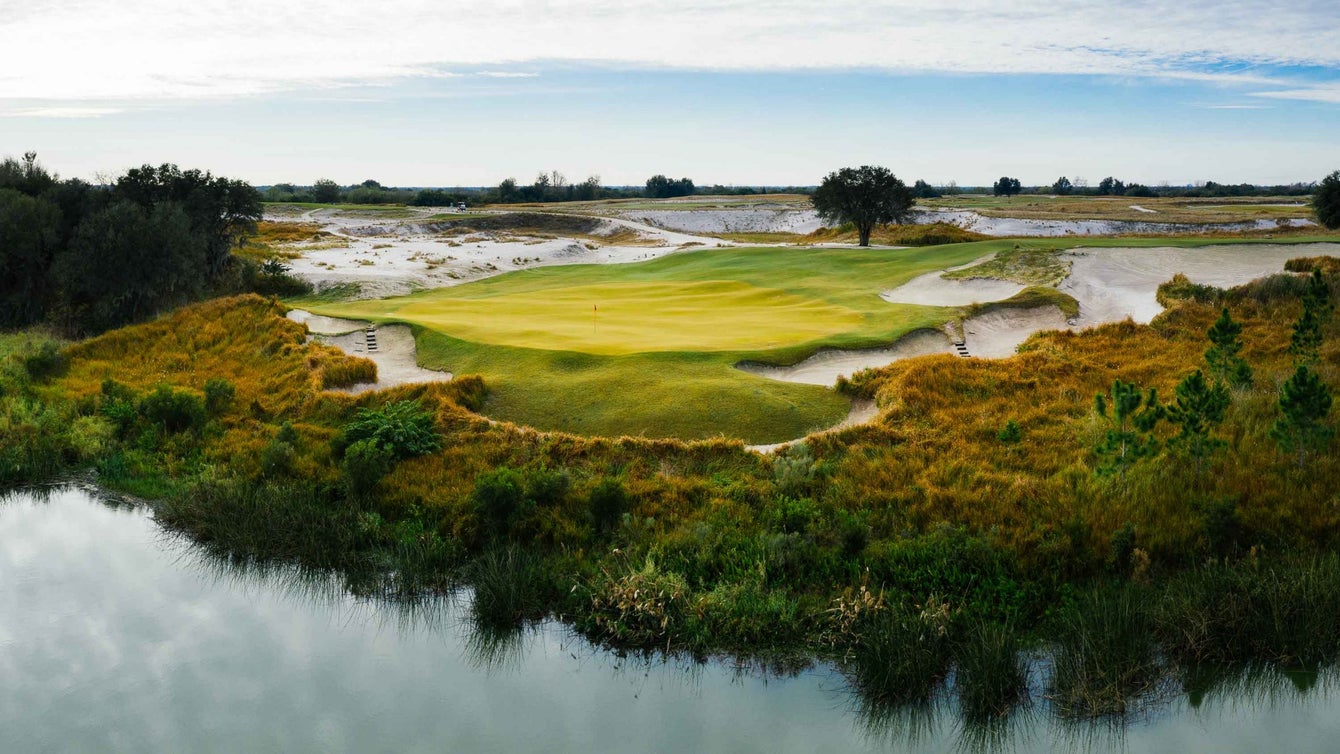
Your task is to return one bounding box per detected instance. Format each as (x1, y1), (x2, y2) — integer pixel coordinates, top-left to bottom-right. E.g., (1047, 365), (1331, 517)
(1049, 585), (1162, 718)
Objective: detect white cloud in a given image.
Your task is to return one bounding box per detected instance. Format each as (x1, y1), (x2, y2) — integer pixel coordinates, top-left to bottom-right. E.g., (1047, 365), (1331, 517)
(1250, 86), (1340, 104)
(0, 106), (122, 118)
(5, 1), (1338, 101)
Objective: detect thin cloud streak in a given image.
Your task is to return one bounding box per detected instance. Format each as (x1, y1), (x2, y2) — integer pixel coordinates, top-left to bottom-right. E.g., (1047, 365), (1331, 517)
(6, 1), (1338, 101)
(1, 107), (123, 118)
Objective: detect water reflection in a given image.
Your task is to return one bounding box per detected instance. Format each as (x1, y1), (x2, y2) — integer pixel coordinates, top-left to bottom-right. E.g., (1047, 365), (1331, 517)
(5, 484), (1340, 753)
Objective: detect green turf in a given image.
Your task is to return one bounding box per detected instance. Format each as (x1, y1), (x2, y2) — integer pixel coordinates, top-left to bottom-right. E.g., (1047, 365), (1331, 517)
(301, 237), (1340, 442)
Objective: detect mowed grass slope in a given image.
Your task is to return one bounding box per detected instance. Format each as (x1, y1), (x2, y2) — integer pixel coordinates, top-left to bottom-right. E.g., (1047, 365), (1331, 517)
(307, 245), (1001, 442)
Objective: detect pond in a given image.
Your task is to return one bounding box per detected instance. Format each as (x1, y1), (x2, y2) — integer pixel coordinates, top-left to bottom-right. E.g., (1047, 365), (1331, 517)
(4, 485), (1339, 753)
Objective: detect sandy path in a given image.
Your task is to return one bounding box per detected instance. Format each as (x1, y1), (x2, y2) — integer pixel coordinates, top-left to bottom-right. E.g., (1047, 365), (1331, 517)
(287, 309), (452, 394)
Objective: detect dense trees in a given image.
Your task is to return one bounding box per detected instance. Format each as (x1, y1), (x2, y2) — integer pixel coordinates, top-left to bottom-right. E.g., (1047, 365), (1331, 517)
(310, 178), (341, 203)
(992, 177), (1022, 197)
(1097, 177), (1127, 196)
(811, 166), (915, 247)
(0, 153), (263, 334)
(1314, 170), (1340, 230)
(645, 174), (695, 199)
(912, 179), (940, 199)
(1052, 176), (1074, 195)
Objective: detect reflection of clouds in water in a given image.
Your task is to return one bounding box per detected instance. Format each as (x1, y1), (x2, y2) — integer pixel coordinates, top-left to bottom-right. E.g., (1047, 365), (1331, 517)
(8, 486), (1340, 753)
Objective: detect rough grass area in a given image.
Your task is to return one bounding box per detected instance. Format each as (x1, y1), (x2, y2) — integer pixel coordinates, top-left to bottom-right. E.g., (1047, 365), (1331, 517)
(803, 222), (991, 247)
(922, 195), (1314, 224)
(943, 246), (1072, 287)
(967, 286), (1081, 318)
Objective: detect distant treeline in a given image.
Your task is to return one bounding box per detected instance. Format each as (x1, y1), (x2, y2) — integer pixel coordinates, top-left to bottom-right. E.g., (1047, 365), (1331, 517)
(262, 172), (816, 206)
(973, 176), (1315, 199)
(0, 153), (274, 335)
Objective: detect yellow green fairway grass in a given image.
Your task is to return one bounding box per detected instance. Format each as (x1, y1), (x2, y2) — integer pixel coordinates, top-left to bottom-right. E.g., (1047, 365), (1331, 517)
(300, 236), (1338, 442)
(331, 280), (865, 355)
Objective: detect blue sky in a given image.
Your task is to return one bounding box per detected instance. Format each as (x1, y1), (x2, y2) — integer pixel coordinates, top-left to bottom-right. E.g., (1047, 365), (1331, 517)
(3, 1), (1338, 187)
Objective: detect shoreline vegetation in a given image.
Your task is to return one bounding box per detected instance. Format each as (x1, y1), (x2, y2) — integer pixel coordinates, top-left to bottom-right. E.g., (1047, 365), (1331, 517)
(3, 153), (1340, 727)
(1, 253), (1337, 724)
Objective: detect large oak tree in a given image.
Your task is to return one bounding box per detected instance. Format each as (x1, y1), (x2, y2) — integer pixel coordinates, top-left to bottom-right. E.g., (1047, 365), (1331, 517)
(811, 165), (914, 247)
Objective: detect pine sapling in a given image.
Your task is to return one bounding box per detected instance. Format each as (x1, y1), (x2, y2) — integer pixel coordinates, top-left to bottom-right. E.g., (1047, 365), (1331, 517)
(1272, 365), (1334, 468)
(1205, 307), (1252, 389)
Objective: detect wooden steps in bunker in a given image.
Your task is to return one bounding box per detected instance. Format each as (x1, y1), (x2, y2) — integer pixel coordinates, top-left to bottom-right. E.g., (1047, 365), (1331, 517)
(365, 327), (378, 352)
(952, 340), (971, 358)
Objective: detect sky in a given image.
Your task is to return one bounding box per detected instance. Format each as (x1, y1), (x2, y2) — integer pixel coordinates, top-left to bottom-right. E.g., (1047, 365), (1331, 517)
(2, 0), (1339, 187)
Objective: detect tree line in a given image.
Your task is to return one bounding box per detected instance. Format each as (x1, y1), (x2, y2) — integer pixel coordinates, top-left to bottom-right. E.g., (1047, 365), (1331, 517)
(0, 153), (265, 335)
(263, 172), (814, 206)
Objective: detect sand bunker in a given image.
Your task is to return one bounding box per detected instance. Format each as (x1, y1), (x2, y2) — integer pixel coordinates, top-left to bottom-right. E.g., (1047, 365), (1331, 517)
(915, 209), (1314, 237)
(275, 207), (726, 299)
(755, 243), (1340, 390)
(881, 266), (1026, 307)
(287, 309), (452, 394)
(626, 208), (824, 235)
(737, 330), (952, 386)
(963, 307), (1070, 358)
(1062, 243), (1340, 326)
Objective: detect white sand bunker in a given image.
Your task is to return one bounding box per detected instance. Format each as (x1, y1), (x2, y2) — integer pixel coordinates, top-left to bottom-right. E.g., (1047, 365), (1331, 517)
(962, 307), (1070, 358)
(287, 309), (452, 394)
(737, 330), (952, 386)
(881, 271), (1025, 307)
(1062, 243), (1340, 326)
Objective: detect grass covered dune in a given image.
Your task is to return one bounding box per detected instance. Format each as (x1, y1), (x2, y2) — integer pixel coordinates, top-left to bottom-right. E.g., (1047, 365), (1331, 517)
(2, 247), (1338, 722)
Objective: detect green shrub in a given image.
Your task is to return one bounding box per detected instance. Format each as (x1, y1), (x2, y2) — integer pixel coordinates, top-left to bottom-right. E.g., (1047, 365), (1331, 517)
(589, 477), (632, 533)
(203, 378), (236, 416)
(525, 466), (571, 507)
(22, 341), (68, 381)
(342, 399), (440, 460)
(343, 438), (393, 497)
(138, 385), (206, 434)
(472, 467), (527, 534)
(260, 440), (296, 478)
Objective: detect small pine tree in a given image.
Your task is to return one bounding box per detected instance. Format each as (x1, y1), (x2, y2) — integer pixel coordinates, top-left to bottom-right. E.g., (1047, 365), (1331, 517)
(1093, 380), (1162, 477)
(1303, 269), (1334, 323)
(1205, 307), (1252, 388)
(1271, 365), (1334, 468)
(1166, 370), (1231, 471)
(1289, 307), (1323, 366)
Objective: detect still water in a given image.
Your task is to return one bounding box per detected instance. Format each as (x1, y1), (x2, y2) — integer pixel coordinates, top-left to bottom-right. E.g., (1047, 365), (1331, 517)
(4, 485), (1340, 753)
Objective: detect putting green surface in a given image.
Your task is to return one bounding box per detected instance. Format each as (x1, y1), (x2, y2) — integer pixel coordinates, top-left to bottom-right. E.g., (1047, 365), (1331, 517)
(302, 237), (1339, 442)
(342, 280), (864, 355)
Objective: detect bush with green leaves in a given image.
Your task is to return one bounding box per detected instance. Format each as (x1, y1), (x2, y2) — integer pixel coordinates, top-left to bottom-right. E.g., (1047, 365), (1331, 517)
(203, 378), (236, 417)
(589, 478), (632, 533)
(343, 438), (394, 497)
(138, 385), (206, 435)
(341, 399), (440, 460)
(22, 341), (67, 381)
(472, 467), (527, 534)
